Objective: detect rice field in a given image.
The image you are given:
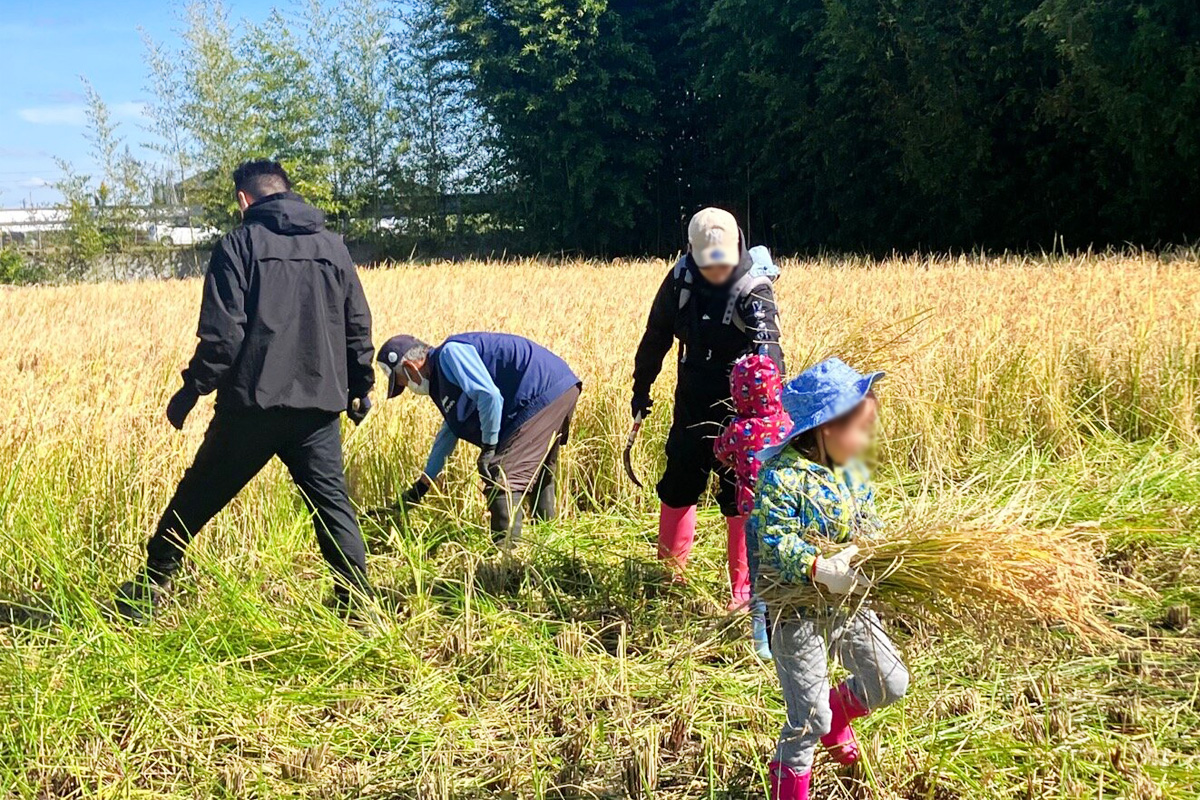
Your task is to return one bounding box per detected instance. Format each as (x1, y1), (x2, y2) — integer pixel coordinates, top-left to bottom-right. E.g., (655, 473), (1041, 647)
(1, 253), (1198, 798)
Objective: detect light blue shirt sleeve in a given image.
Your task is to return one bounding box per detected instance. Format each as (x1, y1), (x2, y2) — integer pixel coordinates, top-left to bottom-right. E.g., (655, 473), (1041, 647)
(438, 341), (504, 447)
(423, 422), (458, 480)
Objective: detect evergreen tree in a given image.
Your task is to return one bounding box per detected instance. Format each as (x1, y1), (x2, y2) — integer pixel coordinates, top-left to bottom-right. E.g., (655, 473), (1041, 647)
(439, 0), (664, 252)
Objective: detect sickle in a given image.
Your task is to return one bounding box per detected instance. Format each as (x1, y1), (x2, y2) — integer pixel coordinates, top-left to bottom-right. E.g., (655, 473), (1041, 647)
(622, 413), (645, 489)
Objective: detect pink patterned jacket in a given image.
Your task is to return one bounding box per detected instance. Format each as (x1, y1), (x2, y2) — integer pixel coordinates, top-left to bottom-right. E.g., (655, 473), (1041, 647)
(714, 354), (793, 517)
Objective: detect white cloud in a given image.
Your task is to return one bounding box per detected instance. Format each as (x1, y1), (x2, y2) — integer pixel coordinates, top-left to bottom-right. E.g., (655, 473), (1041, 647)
(114, 101), (148, 120)
(17, 105), (86, 126)
(16, 100), (147, 127)
(19, 178), (49, 189)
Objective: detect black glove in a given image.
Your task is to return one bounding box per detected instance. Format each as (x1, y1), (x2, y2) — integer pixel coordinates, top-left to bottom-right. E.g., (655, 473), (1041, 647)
(476, 445), (499, 483)
(347, 394), (372, 426)
(401, 478), (431, 506)
(631, 393), (653, 421)
(166, 385), (200, 430)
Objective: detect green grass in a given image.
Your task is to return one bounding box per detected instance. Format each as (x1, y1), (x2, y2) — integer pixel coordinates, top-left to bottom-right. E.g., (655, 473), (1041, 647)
(1, 436), (1198, 799)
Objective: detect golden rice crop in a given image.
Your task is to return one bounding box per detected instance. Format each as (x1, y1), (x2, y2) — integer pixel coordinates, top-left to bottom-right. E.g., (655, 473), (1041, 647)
(759, 521), (1130, 642)
(2, 251), (1199, 517)
(2, 251), (1191, 623)
(0, 252), (1198, 598)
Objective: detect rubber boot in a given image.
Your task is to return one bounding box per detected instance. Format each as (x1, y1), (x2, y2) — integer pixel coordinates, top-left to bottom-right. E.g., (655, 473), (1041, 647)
(489, 489), (526, 546)
(529, 467), (557, 522)
(821, 681), (870, 765)
(725, 516), (751, 611)
(768, 761), (811, 800)
(752, 613), (773, 660)
(656, 503), (697, 579)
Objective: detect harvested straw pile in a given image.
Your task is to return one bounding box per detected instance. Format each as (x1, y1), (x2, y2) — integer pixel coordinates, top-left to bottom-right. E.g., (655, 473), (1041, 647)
(759, 523), (1131, 642)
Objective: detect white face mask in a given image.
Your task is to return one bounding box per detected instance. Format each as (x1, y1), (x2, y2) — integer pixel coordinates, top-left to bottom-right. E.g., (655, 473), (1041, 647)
(382, 360), (430, 396)
(397, 362), (430, 395)
(407, 374), (431, 395)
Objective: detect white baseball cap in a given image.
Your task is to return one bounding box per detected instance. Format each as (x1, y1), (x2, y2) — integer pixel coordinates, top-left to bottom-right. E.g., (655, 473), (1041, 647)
(688, 207), (740, 268)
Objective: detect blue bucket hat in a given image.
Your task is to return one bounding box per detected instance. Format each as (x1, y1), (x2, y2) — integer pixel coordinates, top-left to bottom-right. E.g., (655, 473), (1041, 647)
(756, 357), (884, 462)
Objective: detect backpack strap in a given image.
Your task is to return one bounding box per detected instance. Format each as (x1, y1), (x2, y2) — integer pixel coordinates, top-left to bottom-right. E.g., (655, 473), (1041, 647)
(672, 255), (693, 311)
(725, 274), (774, 331)
(676, 254), (774, 332)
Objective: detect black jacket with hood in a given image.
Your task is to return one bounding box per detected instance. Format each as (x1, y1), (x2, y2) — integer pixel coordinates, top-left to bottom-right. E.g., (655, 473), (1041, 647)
(181, 192), (375, 413)
(632, 244), (784, 400)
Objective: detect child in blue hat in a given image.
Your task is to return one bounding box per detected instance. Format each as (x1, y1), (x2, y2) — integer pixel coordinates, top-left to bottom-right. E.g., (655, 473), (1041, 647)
(748, 358), (909, 800)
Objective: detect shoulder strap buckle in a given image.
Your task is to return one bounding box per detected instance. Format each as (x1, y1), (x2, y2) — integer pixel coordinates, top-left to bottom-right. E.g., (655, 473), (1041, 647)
(673, 255), (693, 310)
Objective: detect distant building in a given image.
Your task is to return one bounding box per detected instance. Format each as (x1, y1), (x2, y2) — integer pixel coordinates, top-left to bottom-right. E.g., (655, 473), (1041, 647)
(0, 206), (217, 249)
(0, 208), (69, 243)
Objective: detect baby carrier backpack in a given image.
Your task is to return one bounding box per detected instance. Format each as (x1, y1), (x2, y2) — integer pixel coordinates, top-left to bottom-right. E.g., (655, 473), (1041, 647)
(671, 245), (781, 333)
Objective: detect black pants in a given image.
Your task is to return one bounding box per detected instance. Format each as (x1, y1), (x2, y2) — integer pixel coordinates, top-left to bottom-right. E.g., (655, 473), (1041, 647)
(657, 370), (738, 517)
(145, 409), (369, 597)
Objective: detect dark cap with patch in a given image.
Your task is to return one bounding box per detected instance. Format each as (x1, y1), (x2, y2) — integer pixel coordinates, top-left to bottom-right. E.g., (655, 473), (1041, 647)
(376, 334), (424, 398)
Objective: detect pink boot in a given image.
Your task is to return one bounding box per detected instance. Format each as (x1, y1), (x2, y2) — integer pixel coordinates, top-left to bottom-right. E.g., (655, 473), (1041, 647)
(821, 681), (869, 765)
(725, 516), (751, 610)
(768, 761), (811, 800)
(657, 503), (697, 580)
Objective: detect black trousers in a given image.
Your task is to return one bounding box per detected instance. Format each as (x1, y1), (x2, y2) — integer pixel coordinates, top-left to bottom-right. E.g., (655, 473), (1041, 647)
(145, 408), (369, 596)
(657, 370), (738, 517)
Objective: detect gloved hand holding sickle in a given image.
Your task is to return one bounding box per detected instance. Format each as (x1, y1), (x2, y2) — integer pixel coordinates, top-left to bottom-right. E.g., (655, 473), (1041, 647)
(623, 396), (652, 488)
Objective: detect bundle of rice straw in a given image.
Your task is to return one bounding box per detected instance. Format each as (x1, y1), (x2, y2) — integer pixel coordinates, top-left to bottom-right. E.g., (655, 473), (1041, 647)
(758, 522), (1131, 642)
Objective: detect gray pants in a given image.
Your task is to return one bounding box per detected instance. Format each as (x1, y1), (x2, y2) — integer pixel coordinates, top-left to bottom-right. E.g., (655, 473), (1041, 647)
(771, 609), (909, 773)
(488, 385), (580, 542)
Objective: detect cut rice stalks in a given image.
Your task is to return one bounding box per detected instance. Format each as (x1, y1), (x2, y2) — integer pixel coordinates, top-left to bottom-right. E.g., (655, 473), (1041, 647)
(758, 522), (1143, 644)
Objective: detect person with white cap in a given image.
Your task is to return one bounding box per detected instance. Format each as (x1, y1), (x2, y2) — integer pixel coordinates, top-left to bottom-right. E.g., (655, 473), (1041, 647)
(630, 207), (785, 607)
(748, 357), (909, 800)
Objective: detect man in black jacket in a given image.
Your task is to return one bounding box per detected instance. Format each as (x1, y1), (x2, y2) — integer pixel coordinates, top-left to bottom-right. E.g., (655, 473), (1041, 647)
(115, 160), (375, 621)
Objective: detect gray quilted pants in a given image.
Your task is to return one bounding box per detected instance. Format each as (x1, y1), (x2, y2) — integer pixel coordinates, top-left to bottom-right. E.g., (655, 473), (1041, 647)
(771, 609), (909, 772)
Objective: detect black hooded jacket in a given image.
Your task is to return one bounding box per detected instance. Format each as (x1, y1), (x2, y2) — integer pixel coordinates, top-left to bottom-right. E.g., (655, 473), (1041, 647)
(632, 246), (784, 399)
(180, 192), (375, 413)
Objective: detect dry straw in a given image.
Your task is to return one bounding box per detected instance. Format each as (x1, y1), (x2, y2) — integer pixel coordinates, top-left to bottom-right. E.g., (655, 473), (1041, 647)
(759, 521), (1136, 643)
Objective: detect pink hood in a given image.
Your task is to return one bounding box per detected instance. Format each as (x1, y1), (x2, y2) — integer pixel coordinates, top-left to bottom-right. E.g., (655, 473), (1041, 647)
(730, 354), (784, 417)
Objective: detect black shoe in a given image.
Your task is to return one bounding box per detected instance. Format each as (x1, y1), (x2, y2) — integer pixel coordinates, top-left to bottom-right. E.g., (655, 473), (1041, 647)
(112, 576), (169, 623)
(362, 502), (411, 528)
(327, 583), (377, 615)
(0, 598), (57, 630)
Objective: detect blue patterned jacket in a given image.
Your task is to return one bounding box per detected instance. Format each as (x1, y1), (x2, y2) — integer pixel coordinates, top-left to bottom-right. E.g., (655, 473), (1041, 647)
(747, 447), (883, 584)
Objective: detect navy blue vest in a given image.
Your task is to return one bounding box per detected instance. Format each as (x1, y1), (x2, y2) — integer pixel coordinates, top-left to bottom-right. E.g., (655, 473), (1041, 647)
(427, 332), (581, 447)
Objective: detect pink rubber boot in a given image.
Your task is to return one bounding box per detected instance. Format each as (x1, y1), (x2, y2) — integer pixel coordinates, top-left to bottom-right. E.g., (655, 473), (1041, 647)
(657, 503), (697, 580)
(768, 761), (811, 800)
(821, 681), (870, 765)
(725, 516), (751, 611)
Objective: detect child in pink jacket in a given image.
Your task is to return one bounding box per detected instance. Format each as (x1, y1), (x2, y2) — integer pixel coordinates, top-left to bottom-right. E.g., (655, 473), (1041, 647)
(714, 354), (792, 658)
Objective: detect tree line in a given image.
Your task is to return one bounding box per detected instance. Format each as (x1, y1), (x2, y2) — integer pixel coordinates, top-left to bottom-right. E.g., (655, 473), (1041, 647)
(11, 0), (1199, 281)
(438, 0), (1200, 253)
(140, 0), (486, 237)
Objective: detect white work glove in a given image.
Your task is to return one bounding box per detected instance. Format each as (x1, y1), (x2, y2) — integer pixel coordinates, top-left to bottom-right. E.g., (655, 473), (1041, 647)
(811, 545), (871, 595)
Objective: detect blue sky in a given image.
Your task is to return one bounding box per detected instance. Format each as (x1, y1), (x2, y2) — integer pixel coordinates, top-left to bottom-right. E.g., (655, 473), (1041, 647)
(0, 1), (275, 206)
